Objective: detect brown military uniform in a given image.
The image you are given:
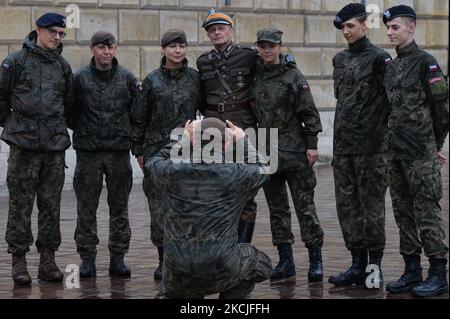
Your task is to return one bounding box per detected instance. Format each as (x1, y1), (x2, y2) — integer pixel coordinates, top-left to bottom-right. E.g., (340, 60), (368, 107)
(197, 42), (259, 238)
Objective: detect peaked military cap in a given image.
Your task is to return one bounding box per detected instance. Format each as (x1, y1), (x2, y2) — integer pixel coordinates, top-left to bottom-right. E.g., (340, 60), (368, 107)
(91, 31), (117, 46)
(36, 13), (67, 28)
(383, 5), (417, 25)
(161, 29), (187, 47)
(202, 8), (234, 29)
(333, 3), (367, 29)
(256, 28), (283, 44)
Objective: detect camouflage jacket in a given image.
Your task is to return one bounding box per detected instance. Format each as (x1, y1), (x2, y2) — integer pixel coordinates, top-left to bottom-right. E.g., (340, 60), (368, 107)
(333, 36), (391, 155)
(69, 57), (141, 153)
(196, 42), (258, 115)
(132, 57), (200, 160)
(146, 137), (270, 294)
(251, 54), (322, 170)
(384, 41), (449, 160)
(0, 31), (74, 151)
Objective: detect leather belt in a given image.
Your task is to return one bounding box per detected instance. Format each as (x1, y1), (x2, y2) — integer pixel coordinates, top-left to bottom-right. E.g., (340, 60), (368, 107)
(206, 102), (250, 113)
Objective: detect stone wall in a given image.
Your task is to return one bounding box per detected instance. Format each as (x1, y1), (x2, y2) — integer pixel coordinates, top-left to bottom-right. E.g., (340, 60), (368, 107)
(0, 0), (449, 194)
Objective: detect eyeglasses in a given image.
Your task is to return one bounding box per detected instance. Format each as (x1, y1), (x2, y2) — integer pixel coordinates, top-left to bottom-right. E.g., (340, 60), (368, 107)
(94, 44), (118, 51)
(46, 27), (67, 39)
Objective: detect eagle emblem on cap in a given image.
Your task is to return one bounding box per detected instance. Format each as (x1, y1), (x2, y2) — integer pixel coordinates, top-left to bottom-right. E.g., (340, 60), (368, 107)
(384, 10), (391, 18)
(335, 16), (342, 23)
(208, 8), (216, 15)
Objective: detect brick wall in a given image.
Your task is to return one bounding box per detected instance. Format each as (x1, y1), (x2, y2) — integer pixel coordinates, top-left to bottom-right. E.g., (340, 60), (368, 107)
(0, 0), (449, 194)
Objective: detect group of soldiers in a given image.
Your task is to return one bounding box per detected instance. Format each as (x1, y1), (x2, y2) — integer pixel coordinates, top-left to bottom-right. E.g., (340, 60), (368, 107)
(0, 2), (448, 299)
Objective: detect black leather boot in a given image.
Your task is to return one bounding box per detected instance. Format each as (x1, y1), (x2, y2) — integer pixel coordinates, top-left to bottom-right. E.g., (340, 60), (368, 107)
(38, 250), (64, 282)
(238, 220), (255, 243)
(328, 249), (368, 286)
(386, 255), (423, 293)
(411, 258), (448, 298)
(80, 256), (96, 278)
(369, 250), (384, 283)
(109, 255), (131, 278)
(154, 246), (163, 281)
(308, 246), (323, 282)
(12, 254), (32, 286)
(271, 243), (296, 280)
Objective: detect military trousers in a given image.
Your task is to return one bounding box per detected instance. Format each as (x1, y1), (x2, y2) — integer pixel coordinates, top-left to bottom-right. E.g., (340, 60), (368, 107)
(142, 173), (164, 248)
(333, 153), (387, 252)
(204, 108), (258, 223)
(263, 163), (324, 248)
(73, 151), (132, 259)
(156, 244), (273, 299)
(389, 156), (448, 258)
(5, 145), (65, 255)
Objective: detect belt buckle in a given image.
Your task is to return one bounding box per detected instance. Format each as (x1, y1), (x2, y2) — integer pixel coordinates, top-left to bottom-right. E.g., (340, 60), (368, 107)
(218, 103), (225, 113)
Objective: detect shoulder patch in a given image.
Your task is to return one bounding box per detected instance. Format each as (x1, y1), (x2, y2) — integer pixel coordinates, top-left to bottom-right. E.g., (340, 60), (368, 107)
(429, 76), (447, 97)
(301, 83), (310, 91)
(285, 54), (296, 63)
(1, 63), (11, 71)
(384, 57), (393, 64)
(429, 64), (439, 72)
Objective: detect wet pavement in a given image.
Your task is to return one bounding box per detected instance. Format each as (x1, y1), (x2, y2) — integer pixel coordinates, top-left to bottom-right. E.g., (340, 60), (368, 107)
(0, 158), (448, 300)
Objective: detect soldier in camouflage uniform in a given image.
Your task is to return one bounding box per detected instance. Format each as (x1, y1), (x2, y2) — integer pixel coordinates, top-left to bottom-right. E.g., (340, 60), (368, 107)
(132, 29), (200, 280)
(327, 3), (391, 287)
(149, 118), (272, 299)
(0, 13), (74, 285)
(196, 9), (259, 243)
(68, 31), (141, 278)
(382, 5), (449, 298)
(251, 28), (324, 282)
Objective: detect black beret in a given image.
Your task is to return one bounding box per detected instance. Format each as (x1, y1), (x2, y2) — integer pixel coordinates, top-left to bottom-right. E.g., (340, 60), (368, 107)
(161, 29), (187, 47)
(333, 3), (367, 29)
(383, 5), (417, 25)
(36, 13), (67, 28)
(91, 31), (117, 46)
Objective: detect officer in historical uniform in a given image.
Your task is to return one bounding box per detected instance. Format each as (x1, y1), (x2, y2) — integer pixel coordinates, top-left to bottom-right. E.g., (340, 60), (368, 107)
(327, 3), (391, 287)
(251, 28), (324, 282)
(68, 31), (141, 278)
(148, 118), (272, 299)
(0, 13), (74, 285)
(382, 5), (449, 298)
(196, 9), (259, 243)
(132, 29), (200, 280)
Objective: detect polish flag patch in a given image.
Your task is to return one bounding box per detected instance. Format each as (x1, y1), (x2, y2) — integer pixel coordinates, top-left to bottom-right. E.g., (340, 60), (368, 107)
(385, 58), (393, 64)
(302, 84), (310, 91)
(429, 65), (439, 72)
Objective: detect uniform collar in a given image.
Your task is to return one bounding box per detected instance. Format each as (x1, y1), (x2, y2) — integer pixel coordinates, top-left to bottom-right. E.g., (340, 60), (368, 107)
(348, 36), (371, 53)
(396, 40), (418, 58)
(212, 41), (234, 59)
(89, 56), (118, 78)
(160, 56), (188, 78)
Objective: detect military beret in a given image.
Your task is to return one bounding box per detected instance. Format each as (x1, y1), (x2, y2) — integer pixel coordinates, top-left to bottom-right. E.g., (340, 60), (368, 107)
(161, 29), (187, 47)
(91, 31), (117, 46)
(333, 3), (367, 29)
(202, 8), (234, 30)
(36, 13), (67, 28)
(256, 28), (283, 44)
(383, 5), (417, 25)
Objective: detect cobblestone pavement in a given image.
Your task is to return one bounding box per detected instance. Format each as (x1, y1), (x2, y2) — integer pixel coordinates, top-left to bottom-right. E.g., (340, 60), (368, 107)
(0, 158), (448, 300)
